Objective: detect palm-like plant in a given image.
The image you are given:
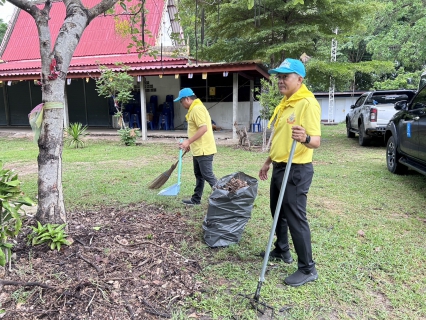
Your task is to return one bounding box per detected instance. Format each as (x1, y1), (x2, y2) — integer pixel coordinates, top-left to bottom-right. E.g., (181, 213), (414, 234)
(64, 122), (88, 148)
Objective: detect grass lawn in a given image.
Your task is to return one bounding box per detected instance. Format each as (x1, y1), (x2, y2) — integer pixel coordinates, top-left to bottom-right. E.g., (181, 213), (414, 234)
(1, 123), (425, 319)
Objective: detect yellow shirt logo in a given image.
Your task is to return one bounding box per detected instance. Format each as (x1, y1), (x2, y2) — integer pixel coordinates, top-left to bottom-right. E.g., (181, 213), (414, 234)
(287, 112), (296, 124)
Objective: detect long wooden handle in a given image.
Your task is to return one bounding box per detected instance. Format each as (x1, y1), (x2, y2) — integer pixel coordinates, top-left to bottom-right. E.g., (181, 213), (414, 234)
(173, 150), (188, 167)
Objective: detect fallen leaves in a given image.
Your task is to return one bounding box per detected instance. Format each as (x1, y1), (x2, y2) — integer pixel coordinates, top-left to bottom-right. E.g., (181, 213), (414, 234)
(217, 178), (248, 193)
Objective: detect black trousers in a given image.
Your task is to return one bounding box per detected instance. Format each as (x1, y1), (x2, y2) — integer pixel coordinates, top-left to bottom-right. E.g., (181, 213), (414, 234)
(191, 154), (217, 203)
(270, 162), (315, 273)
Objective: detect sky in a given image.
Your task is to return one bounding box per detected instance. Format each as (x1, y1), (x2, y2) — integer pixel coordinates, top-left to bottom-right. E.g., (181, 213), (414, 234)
(0, 2), (16, 23)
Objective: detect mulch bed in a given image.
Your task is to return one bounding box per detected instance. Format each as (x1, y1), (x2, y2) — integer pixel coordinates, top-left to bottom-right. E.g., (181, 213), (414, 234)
(1, 203), (204, 319)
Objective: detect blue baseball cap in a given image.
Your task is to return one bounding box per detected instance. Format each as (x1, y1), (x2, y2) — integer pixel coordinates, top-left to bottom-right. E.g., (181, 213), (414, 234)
(268, 58), (306, 77)
(174, 88), (195, 102)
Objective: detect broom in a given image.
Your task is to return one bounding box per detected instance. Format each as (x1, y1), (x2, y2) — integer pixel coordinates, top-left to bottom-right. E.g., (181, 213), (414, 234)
(148, 150), (187, 189)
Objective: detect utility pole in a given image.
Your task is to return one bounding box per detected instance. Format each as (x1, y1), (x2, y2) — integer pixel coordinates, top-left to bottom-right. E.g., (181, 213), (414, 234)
(328, 28), (338, 123)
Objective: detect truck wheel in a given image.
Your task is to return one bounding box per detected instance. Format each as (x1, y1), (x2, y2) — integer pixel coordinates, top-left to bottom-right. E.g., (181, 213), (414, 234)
(386, 135), (407, 174)
(346, 120), (355, 138)
(358, 122), (370, 146)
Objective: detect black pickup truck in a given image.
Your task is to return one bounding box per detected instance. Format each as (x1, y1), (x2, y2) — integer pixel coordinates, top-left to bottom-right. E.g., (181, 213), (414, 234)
(385, 84), (426, 176)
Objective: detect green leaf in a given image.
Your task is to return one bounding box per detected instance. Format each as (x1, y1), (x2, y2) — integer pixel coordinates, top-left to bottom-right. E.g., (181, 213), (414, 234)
(3, 180), (20, 187)
(93, 226), (101, 231)
(55, 224), (66, 232)
(0, 243), (13, 249)
(0, 250), (6, 267)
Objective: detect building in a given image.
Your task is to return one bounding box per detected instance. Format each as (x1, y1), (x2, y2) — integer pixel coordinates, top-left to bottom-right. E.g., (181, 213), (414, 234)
(0, 0), (269, 139)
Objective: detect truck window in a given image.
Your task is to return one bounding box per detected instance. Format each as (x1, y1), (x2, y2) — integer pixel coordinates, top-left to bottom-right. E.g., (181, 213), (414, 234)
(355, 96), (366, 107)
(419, 73), (426, 91)
(411, 86), (426, 110)
(368, 94), (412, 105)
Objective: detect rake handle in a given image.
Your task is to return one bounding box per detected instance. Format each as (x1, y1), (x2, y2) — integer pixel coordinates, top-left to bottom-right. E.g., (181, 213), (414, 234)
(256, 140), (297, 295)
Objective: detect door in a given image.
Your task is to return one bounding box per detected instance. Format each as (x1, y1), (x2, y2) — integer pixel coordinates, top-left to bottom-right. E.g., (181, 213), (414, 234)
(399, 86), (426, 158)
(350, 95), (367, 128)
(418, 112), (426, 161)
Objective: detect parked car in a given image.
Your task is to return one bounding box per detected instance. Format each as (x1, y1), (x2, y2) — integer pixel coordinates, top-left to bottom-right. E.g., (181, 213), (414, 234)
(385, 84), (426, 175)
(346, 90), (416, 146)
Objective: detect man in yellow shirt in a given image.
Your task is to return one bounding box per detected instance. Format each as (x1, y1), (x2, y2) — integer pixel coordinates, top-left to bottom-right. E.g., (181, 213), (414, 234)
(174, 88), (217, 205)
(259, 58), (321, 287)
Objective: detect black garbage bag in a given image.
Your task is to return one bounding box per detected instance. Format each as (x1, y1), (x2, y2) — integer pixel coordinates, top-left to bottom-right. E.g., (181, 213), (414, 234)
(203, 172), (258, 248)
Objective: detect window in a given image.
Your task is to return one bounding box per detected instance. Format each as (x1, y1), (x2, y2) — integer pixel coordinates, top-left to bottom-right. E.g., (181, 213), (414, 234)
(355, 95), (367, 107)
(410, 86), (426, 110)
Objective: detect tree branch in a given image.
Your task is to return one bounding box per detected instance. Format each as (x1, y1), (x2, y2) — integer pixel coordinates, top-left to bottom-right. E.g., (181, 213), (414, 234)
(6, 0), (41, 18)
(0, 280), (56, 289)
(88, 0), (119, 22)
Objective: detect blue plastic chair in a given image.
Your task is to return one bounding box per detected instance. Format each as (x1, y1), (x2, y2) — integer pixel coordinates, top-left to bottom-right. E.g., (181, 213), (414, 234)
(146, 111), (154, 130)
(129, 113), (141, 129)
(158, 114), (169, 130)
(150, 96), (159, 129)
(162, 102), (173, 130)
(252, 116), (262, 132)
(166, 95), (175, 129)
(146, 103), (156, 130)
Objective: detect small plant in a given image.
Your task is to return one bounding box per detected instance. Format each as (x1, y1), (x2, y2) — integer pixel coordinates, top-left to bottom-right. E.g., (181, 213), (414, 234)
(95, 64), (134, 131)
(117, 127), (141, 146)
(11, 287), (34, 304)
(64, 122), (88, 148)
(253, 75), (282, 151)
(28, 222), (70, 251)
(0, 161), (35, 267)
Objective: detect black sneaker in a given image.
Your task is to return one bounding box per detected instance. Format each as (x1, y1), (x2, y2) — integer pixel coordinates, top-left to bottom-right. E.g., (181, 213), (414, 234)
(259, 249), (293, 264)
(284, 269), (318, 287)
(182, 199), (200, 205)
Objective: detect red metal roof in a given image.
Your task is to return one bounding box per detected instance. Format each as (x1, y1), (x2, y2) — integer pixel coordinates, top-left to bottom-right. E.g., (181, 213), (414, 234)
(0, 58), (269, 81)
(1, 0), (163, 62)
(0, 54), (186, 71)
(0, 1), (269, 81)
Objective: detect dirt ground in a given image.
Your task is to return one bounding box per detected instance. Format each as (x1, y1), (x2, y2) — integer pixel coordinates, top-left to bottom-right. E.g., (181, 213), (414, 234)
(0, 132), (264, 319)
(1, 203), (208, 319)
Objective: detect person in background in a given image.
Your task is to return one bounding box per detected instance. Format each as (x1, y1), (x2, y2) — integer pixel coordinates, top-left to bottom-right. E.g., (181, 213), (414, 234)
(175, 88), (217, 205)
(258, 58), (321, 287)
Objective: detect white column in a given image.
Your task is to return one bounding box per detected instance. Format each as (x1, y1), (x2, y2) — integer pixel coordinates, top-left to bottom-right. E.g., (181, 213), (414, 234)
(249, 79), (254, 131)
(232, 73), (238, 140)
(139, 77), (147, 141)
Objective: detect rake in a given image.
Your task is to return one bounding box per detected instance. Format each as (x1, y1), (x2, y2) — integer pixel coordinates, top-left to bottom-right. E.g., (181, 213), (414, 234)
(238, 140), (297, 318)
(148, 150), (187, 189)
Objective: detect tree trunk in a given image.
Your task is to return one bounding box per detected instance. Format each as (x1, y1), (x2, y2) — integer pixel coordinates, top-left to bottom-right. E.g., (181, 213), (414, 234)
(4, 0), (121, 224)
(36, 82), (67, 224)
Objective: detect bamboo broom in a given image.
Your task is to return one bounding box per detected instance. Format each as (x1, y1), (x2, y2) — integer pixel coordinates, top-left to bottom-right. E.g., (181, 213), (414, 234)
(148, 150), (187, 189)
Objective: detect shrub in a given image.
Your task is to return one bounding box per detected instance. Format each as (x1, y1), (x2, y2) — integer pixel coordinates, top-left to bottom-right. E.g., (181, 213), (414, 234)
(64, 122), (88, 148)
(28, 222), (70, 251)
(118, 127), (141, 146)
(0, 161), (35, 266)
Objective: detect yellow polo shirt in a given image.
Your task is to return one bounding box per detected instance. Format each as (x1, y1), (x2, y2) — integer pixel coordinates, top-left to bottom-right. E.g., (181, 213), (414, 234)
(269, 84), (321, 164)
(186, 99), (217, 156)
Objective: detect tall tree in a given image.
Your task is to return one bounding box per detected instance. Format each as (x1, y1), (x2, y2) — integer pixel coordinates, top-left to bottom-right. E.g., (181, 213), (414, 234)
(366, 0), (426, 72)
(4, 0), (120, 224)
(0, 18), (7, 43)
(177, 0), (371, 68)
